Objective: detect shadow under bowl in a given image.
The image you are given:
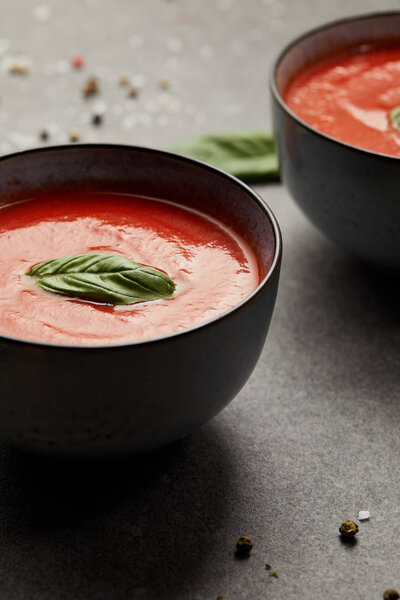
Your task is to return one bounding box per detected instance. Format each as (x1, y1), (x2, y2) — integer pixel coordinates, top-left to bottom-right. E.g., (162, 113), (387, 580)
(271, 10), (400, 268)
(0, 144), (281, 456)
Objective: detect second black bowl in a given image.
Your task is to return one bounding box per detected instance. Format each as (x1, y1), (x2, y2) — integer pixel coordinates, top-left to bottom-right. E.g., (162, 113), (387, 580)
(271, 11), (400, 268)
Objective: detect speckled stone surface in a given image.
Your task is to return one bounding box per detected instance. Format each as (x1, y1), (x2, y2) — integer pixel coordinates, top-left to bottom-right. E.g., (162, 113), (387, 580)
(0, 1), (399, 598)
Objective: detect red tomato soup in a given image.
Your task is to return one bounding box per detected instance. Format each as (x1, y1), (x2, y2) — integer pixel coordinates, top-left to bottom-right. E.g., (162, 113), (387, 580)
(284, 45), (400, 156)
(0, 192), (260, 345)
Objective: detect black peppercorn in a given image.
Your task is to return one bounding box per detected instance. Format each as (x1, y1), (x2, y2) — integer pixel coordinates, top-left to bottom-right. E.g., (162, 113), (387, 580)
(92, 114), (103, 126)
(384, 590), (400, 600)
(39, 130), (49, 141)
(235, 535), (253, 556)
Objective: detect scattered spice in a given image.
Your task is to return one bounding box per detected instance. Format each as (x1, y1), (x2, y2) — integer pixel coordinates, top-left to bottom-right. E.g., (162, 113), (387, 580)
(82, 77), (99, 98)
(9, 61), (29, 75)
(39, 130), (49, 141)
(265, 564), (279, 578)
(358, 510), (370, 521)
(72, 54), (85, 69)
(91, 113), (103, 126)
(119, 75), (129, 86)
(159, 77), (170, 90)
(269, 571), (279, 579)
(127, 86), (139, 98)
(384, 591), (400, 600)
(235, 535), (253, 557)
(339, 520), (359, 538)
(69, 128), (80, 143)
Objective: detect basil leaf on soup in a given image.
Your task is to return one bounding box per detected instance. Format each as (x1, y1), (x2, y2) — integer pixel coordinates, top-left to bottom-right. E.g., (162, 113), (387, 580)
(172, 131), (280, 183)
(26, 253), (176, 305)
(390, 105), (400, 130)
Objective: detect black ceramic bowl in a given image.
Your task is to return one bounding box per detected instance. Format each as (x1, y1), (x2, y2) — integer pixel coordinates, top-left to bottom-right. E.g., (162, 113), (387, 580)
(0, 144), (281, 456)
(271, 11), (400, 268)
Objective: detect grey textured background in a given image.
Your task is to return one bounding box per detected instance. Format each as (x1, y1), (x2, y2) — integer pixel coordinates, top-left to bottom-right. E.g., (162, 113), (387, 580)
(0, 1), (399, 598)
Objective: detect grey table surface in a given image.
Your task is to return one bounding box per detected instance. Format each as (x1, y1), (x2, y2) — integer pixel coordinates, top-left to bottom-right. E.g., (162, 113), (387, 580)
(0, 1), (399, 598)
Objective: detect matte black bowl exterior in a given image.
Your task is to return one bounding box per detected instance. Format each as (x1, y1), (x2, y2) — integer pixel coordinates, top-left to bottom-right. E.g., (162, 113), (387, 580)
(0, 145), (281, 456)
(271, 11), (400, 268)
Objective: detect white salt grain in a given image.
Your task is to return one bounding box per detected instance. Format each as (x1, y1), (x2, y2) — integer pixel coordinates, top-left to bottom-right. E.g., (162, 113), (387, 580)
(131, 74), (147, 87)
(93, 101), (106, 115)
(358, 510), (370, 521)
(167, 38), (182, 53)
(32, 5), (51, 21)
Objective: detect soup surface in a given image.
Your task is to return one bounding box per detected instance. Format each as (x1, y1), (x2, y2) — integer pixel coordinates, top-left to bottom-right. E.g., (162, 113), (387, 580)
(284, 45), (400, 156)
(0, 192), (260, 345)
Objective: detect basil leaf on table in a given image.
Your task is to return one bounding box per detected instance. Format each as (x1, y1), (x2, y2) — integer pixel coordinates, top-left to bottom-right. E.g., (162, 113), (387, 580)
(172, 131), (280, 183)
(26, 253), (176, 305)
(390, 105), (400, 130)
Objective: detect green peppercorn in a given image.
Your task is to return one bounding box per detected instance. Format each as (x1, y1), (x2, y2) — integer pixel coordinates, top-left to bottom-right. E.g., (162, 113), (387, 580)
(69, 128), (80, 143)
(236, 535), (253, 556)
(128, 86), (139, 98)
(119, 75), (129, 86)
(339, 520), (359, 538)
(159, 78), (170, 90)
(384, 590), (400, 600)
(83, 77), (99, 98)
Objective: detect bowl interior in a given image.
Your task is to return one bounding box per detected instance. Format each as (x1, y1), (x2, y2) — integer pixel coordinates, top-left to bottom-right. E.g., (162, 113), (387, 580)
(274, 11), (400, 101)
(0, 145), (277, 283)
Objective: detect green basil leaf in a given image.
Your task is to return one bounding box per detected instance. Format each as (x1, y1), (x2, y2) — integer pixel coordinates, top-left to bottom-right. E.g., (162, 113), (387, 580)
(26, 253), (176, 305)
(390, 105), (400, 130)
(172, 131), (280, 183)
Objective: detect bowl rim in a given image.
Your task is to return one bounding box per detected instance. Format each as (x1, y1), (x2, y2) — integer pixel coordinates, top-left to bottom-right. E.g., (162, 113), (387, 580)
(0, 143), (282, 351)
(270, 9), (400, 162)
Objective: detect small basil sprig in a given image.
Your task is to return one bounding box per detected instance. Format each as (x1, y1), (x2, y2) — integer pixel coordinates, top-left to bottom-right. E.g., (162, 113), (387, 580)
(390, 105), (400, 130)
(172, 131), (280, 183)
(26, 253), (176, 305)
